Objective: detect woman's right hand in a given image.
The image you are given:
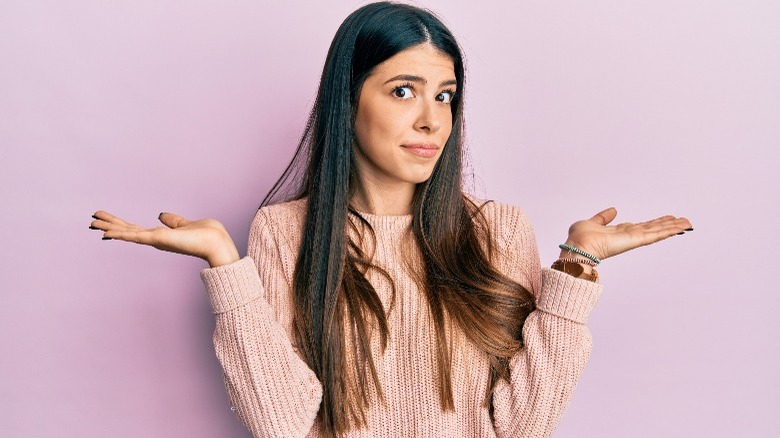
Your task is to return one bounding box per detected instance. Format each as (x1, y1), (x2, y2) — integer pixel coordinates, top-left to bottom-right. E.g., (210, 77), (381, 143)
(89, 211), (240, 268)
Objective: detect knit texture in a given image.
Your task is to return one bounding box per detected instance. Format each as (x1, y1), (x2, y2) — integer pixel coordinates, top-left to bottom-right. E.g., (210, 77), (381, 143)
(200, 198), (603, 437)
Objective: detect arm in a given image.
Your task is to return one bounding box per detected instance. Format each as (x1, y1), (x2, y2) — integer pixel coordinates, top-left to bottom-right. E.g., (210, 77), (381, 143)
(200, 210), (322, 437)
(488, 205), (602, 437)
(489, 204), (690, 437)
(492, 269), (601, 437)
(89, 208), (322, 436)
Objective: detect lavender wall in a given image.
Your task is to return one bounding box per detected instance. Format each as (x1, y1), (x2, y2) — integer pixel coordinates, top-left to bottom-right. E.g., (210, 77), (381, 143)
(1, 1), (777, 436)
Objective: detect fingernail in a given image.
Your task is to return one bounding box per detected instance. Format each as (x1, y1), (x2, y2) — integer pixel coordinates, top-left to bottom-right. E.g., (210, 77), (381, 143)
(92, 215), (99, 220)
(676, 231), (685, 235)
(685, 228), (694, 231)
(158, 212), (164, 220)
(102, 237), (112, 240)
(89, 225), (99, 230)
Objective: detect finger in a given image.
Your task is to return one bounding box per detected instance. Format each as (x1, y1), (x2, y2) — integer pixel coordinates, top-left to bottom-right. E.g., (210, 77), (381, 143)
(636, 216), (691, 232)
(89, 218), (117, 232)
(158, 212), (191, 229)
(668, 218), (694, 235)
(626, 218), (687, 235)
(103, 228), (157, 245)
(590, 207), (617, 226)
(619, 216), (687, 235)
(651, 225), (690, 243)
(89, 218), (108, 231)
(90, 217), (145, 233)
(92, 210), (133, 226)
(631, 221), (694, 247)
(634, 215), (679, 227)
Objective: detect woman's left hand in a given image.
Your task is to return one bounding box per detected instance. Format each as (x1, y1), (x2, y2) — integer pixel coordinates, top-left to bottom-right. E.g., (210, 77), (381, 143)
(563, 207), (692, 261)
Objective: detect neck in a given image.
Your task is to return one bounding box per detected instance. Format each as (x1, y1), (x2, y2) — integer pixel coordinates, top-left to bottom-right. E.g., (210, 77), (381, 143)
(351, 179), (415, 215)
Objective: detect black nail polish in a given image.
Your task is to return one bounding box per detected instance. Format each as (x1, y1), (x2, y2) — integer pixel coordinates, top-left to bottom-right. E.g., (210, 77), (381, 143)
(684, 228), (694, 231)
(676, 231), (685, 235)
(89, 225), (99, 230)
(158, 212), (164, 220)
(92, 215), (99, 220)
(102, 237), (112, 240)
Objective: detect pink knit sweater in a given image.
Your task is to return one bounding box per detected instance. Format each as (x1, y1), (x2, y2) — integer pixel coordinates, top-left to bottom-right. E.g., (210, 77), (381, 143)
(200, 198), (602, 437)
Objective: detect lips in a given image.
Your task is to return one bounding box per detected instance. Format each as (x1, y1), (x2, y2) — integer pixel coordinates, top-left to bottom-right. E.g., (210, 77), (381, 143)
(401, 143), (439, 158)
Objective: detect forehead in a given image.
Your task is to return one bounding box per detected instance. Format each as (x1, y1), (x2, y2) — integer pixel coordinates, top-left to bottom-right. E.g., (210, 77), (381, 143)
(370, 43), (455, 79)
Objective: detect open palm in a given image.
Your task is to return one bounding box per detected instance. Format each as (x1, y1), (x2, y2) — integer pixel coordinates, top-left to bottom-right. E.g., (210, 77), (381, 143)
(90, 211), (239, 267)
(565, 208), (692, 261)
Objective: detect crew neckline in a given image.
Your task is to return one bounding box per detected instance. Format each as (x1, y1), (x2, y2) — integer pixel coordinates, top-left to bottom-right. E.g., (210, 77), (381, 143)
(349, 208), (412, 230)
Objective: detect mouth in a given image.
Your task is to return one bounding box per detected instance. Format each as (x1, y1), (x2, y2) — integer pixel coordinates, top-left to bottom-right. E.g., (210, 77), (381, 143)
(401, 143), (440, 158)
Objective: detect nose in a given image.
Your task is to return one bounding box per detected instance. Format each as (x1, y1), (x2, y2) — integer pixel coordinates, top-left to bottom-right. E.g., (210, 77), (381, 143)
(413, 100), (441, 134)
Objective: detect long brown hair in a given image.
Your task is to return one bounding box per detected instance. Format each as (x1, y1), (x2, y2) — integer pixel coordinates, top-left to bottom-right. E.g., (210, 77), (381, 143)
(261, 2), (536, 435)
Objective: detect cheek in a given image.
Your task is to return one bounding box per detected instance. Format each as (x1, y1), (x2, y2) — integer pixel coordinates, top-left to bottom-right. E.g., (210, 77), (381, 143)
(355, 102), (402, 145)
(441, 110), (454, 139)
(354, 108), (384, 162)
(355, 100), (378, 142)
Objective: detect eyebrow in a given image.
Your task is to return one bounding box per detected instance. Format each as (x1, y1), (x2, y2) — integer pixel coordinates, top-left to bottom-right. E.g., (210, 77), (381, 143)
(383, 74), (457, 87)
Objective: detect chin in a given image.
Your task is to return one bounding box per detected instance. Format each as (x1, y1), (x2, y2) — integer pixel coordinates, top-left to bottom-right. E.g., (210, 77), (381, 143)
(407, 172), (436, 185)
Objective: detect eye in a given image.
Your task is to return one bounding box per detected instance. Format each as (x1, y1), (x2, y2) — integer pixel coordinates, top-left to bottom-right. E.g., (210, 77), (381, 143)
(436, 90), (455, 104)
(392, 85), (414, 99)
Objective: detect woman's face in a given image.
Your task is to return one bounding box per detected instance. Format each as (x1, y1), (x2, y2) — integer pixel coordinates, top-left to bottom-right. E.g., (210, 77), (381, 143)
(353, 43), (456, 195)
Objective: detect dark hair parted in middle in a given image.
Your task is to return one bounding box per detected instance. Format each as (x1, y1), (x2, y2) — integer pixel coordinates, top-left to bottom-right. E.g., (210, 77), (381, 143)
(261, 2), (536, 435)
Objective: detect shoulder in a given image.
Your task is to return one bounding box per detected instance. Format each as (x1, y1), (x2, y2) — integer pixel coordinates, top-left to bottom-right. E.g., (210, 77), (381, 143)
(253, 197), (307, 228)
(248, 198), (307, 257)
(464, 194), (534, 242)
(464, 194), (541, 294)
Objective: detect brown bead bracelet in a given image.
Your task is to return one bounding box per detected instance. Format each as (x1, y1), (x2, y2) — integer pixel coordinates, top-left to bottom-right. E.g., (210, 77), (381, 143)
(557, 257), (598, 267)
(551, 259), (599, 283)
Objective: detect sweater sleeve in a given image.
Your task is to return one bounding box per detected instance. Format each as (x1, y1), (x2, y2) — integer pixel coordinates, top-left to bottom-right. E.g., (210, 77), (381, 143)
(200, 210), (322, 437)
(489, 204), (603, 438)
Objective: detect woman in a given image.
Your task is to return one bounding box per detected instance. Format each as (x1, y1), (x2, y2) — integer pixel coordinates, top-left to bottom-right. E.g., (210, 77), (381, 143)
(89, 2), (692, 437)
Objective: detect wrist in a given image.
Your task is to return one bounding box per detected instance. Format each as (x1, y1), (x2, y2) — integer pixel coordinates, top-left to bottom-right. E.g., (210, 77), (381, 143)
(207, 250), (240, 268)
(206, 234), (240, 268)
(555, 242), (600, 282)
(559, 242), (601, 265)
(551, 259), (599, 282)
(555, 256), (596, 274)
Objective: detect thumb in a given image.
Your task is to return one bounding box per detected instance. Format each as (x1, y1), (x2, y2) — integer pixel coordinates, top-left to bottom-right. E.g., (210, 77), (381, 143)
(590, 207), (617, 225)
(158, 212), (191, 229)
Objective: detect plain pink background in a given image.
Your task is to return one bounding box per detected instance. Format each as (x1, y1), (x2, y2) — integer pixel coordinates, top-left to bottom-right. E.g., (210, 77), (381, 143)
(1, 1), (778, 436)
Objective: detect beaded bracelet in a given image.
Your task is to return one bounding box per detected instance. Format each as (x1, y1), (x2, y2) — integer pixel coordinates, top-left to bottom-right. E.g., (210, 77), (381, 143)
(559, 243), (601, 265)
(557, 257), (598, 267)
(551, 259), (599, 282)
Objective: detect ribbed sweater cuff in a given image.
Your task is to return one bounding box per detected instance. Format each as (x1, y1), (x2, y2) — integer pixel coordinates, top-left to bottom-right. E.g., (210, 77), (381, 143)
(537, 268), (603, 324)
(200, 257), (262, 314)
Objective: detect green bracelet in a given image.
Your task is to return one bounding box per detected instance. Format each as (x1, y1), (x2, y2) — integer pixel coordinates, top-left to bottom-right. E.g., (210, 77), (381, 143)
(559, 243), (601, 265)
